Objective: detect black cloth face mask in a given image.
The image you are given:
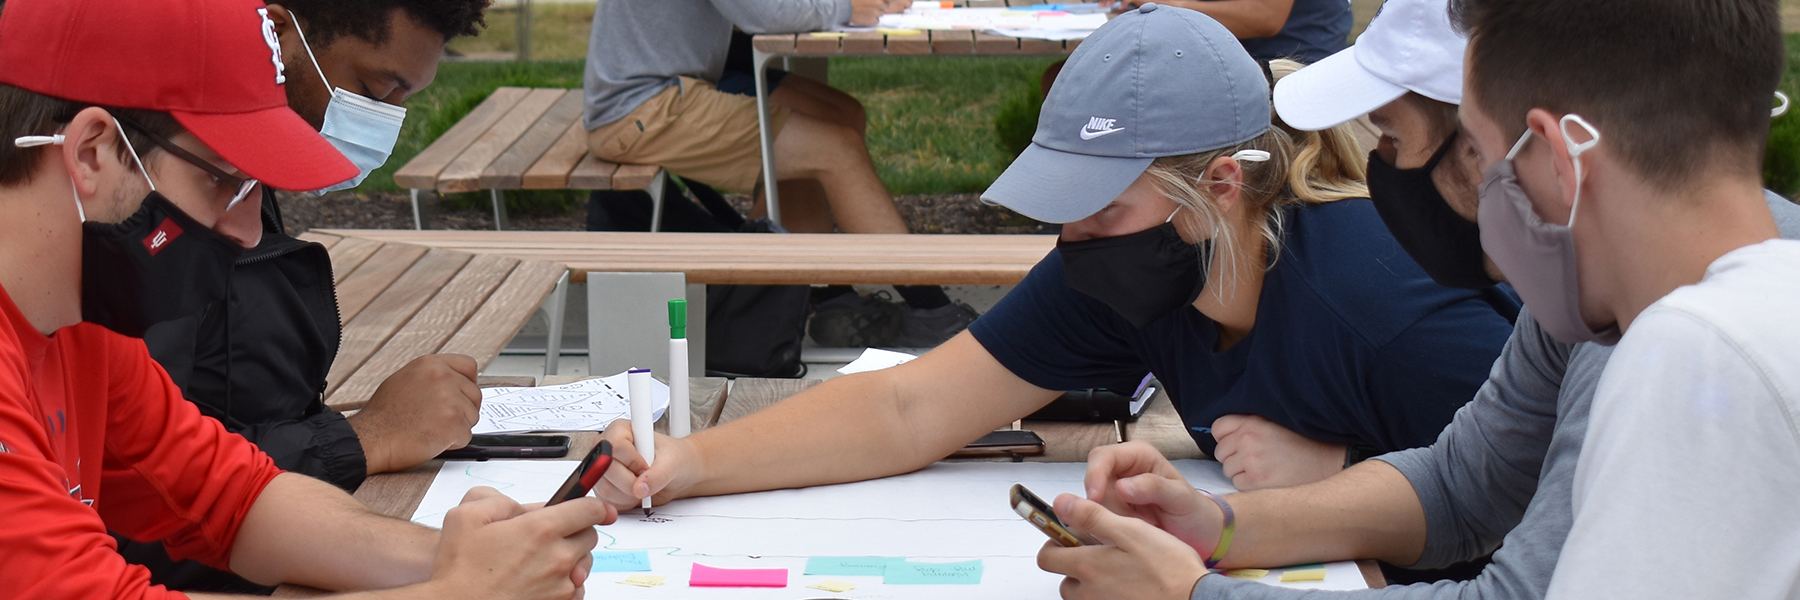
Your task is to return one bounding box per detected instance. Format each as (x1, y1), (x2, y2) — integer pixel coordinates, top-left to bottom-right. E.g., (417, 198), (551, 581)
(1365, 132), (1496, 289)
(82, 192), (243, 337)
(1059, 221), (1209, 329)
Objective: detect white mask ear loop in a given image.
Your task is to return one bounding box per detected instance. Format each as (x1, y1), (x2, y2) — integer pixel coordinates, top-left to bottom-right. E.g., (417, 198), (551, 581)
(1775, 91), (1791, 118)
(1557, 114), (1601, 230)
(14, 134), (84, 222)
(288, 12), (334, 90)
(107, 116), (157, 193)
(1165, 208), (1181, 223)
(1231, 149), (1271, 163)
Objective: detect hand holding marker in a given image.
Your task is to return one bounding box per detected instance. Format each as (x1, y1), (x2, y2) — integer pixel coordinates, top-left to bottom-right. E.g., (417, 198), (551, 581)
(627, 367), (655, 512)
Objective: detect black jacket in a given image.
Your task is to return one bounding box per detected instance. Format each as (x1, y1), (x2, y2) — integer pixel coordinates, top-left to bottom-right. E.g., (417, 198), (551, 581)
(115, 198), (365, 593)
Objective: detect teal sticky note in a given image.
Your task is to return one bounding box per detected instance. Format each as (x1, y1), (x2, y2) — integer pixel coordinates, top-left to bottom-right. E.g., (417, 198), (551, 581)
(589, 550), (651, 572)
(882, 559), (983, 585)
(804, 556), (900, 576)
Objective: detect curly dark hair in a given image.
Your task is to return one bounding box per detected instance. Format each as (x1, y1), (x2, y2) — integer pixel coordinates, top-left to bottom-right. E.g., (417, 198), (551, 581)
(277, 0), (491, 48)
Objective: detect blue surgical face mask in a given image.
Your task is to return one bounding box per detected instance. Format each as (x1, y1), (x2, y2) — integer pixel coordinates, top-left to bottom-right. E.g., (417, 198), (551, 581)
(292, 13), (406, 193)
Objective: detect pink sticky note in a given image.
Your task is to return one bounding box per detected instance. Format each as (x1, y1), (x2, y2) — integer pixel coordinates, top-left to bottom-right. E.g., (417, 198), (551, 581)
(689, 563), (788, 588)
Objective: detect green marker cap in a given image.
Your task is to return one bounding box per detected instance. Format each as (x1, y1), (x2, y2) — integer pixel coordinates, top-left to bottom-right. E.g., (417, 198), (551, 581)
(668, 299), (687, 339)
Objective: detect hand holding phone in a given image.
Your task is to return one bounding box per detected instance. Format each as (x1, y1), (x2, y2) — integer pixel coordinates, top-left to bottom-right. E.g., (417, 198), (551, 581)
(1011, 484), (1101, 547)
(548, 440), (613, 506)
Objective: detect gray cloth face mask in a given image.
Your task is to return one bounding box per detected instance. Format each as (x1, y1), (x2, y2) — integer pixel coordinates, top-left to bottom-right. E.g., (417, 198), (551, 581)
(292, 12), (406, 193)
(1476, 114), (1620, 346)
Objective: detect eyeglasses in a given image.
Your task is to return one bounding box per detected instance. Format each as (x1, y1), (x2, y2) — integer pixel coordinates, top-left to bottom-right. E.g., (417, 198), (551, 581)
(113, 115), (259, 212)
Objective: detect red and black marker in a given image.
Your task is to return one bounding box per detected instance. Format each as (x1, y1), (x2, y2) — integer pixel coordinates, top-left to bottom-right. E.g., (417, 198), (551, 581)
(547, 440), (613, 506)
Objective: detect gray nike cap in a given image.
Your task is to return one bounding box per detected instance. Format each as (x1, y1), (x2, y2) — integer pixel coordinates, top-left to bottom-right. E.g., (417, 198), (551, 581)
(981, 3), (1271, 224)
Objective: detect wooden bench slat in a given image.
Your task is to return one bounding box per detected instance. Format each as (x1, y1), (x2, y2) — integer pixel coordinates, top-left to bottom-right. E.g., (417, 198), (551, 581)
(929, 30), (976, 54)
(325, 254), (520, 411)
(297, 231), (342, 250)
(522, 120), (591, 189)
(567, 154), (621, 190)
(1019, 37), (1064, 54)
(843, 30), (887, 54)
(434, 258), (568, 372)
(481, 89), (584, 190)
(325, 248), (476, 399)
(974, 31), (1022, 54)
(393, 87), (531, 190)
(327, 237), (386, 286)
(611, 164), (660, 190)
(437, 88), (566, 193)
(795, 32), (843, 54)
(886, 31), (931, 54)
(750, 34), (797, 53)
(335, 243), (430, 325)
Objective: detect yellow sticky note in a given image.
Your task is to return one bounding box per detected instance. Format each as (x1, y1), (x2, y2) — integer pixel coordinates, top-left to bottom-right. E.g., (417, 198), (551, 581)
(808, 580), (858, 592)
(618, 574), (666, 588)
(876, 28), (923, 35)
(1223, 569), (1270, 579)
(809, 32), (849, 38)
(1279, 568), (1327, 582)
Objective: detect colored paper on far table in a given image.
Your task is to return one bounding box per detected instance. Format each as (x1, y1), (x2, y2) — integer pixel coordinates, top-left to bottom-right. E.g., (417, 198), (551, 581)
(589, 550), (651, 572)
(804, 556), (901, 576)
(883, 559), (983, 584)
(690, 563), (788, 587)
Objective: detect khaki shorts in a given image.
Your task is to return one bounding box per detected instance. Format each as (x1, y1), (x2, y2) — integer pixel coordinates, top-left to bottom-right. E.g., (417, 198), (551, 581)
(587, 77), (791, 194)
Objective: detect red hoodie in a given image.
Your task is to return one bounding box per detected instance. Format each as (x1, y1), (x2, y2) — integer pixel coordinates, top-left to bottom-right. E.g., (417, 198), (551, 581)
(0, 284), (282, 599)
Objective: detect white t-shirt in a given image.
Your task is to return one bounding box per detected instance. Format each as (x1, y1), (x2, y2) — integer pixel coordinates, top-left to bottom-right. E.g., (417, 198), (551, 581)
(1548, 239), (1800, 599)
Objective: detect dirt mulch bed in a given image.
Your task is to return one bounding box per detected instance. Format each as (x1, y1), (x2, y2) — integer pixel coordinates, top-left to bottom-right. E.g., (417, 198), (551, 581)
(274, 190), (1058, 236)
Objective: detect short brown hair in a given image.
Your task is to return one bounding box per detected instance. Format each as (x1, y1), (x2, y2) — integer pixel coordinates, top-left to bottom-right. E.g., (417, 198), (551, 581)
(1452, 0), (1785, 187)
(0, 84), (183, 187)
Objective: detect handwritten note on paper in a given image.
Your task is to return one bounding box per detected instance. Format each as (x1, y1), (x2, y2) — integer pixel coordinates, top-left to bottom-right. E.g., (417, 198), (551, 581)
(690, 563), (788, 588)
(617, 574), (665, 588)
(589, 551), (651, 572)
(809, 580), (858, 593)
(884, 560), (984, 585)
(804, 556), (901, 576)
(473, 371), (668, 434)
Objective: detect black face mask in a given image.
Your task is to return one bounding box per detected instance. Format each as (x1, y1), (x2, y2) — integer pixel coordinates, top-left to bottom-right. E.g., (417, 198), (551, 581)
(1365, 132), (1496, 290)
(81, 192), (243, 337)
(1060, 222), (1208, 329)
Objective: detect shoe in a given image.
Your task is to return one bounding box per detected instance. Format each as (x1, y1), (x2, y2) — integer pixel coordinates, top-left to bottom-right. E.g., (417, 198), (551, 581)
(893, 302), (980, 348)
(808, 291), (904, 347)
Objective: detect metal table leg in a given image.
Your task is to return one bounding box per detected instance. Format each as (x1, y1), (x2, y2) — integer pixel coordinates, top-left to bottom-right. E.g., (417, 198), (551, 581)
(542, 270), (569, 375)
(409, 188), (422, 230)
(491, 189), (509, 231)
(751, 48), (782, 227)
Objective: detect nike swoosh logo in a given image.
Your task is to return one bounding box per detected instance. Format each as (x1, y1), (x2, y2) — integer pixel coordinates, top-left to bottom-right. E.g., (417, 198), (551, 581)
(1079, 127), (1124, 140)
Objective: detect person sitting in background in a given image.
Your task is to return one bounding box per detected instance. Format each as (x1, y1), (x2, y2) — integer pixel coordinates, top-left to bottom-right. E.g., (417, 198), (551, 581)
(582, 0), (985, 348)
(591, 6), (1515, 520)
(124, 0), (495, 593)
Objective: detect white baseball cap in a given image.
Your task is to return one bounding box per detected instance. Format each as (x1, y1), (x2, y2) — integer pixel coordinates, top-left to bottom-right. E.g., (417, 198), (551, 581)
(1271, 0), (1465, 132)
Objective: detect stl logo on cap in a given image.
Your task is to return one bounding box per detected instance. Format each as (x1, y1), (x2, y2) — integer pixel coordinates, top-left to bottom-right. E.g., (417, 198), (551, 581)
(142, 219), (184, 257)
(258, 8), (287, 85)
(1080, 116), (1124, 140)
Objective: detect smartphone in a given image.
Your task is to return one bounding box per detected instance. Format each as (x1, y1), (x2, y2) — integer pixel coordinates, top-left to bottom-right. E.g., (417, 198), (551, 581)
(951, 429), (1046, 458)
(547, 440), (614, 506)
(435, 434), (572, 460)
(1010, 484), (1100, 547)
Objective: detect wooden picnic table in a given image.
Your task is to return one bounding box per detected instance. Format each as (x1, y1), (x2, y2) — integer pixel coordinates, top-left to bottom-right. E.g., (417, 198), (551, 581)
(274, 376), (1383, 596)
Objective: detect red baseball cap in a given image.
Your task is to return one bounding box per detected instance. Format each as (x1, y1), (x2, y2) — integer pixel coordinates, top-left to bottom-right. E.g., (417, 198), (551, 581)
(0, 0), (357, 191)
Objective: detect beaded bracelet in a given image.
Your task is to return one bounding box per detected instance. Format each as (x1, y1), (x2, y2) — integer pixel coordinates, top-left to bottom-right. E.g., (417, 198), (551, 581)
(1195, 489), (1236, 568)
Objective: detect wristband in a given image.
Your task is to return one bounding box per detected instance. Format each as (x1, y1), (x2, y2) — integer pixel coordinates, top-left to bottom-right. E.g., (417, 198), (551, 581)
(1195, 489), (1235, 568)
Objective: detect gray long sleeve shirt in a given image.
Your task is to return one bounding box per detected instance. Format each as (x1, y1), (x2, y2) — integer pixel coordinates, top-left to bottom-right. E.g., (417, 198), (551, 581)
(581, 0), (853, 130)
(1194, 190), (1800, 600)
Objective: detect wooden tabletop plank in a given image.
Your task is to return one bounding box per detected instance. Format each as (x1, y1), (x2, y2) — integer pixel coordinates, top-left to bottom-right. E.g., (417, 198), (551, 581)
(750, 33), (797, 54)
(522, 120), (590, 190)
(566, 154), (621, 190)
(478, 375), (537, 388)
(393, 87), (530, 190)
(481, 89), (584, 190)
(537, 376), (729, 435)
(611, 164), (661, 190)
(842, 30), (887, 54)
(297, 231), (342, 250)
(324, 248), (476, 400)
(886, 30), (931, 54)
(1064, 37), (1083, 53)
(974, 31), (1022, 54)
(1019, 37), (1065, 54)
(929, 30), (977, 54)
(326, 236), (384, 286)
(1122, 392), (1208, 461)
(334, 243), (430, 324)
(715, 378), (821, 427)
(795, 32), (843, 54)
(437, 88), (566, 193)
(434, 258), (568, 371)
(326, 254), (521, 411)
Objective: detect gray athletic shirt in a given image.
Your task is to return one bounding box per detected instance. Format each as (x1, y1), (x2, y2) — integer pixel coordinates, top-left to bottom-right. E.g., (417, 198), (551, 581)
(1193, 190), (1800, 600)
(581, 0), (852, 130)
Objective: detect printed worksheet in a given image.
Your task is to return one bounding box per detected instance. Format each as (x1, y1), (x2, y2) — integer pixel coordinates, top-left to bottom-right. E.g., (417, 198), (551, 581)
(472, 372), (668, 434)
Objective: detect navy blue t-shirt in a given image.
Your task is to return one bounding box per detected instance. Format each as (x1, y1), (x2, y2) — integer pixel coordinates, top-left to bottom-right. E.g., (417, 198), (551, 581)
(1230, 0), (1351, 63)
(969, 199), (1512, 455)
